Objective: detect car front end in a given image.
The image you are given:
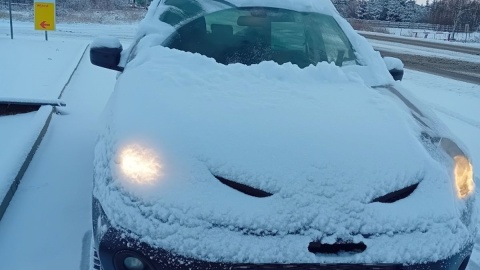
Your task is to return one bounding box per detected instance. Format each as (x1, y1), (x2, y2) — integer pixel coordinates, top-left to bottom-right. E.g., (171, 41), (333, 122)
(90, 1), (477, 270)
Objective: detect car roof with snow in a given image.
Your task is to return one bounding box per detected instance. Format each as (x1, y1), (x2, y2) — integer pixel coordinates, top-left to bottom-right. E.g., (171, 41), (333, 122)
(153, 0), (340, 27)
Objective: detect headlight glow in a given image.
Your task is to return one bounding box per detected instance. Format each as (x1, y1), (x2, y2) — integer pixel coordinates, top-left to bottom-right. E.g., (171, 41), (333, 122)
(454, 155), (475, 199)
(119, 144), (162, 184)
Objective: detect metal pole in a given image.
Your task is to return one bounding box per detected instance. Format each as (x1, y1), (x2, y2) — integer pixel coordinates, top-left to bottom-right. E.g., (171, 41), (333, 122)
(45, 31), (48, 41)
(8, 0), (13, 39)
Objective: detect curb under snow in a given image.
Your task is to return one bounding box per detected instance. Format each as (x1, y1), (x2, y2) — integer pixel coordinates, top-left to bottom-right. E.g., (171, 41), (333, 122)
(0, 44), (89, 221)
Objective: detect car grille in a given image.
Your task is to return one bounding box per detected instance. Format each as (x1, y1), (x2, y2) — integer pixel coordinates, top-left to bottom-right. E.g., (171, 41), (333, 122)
(92, 248), (102, 270)
(230, 264), (401, 269)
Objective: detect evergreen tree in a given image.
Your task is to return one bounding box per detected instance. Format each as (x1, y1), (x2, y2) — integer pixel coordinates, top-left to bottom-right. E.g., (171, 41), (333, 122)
(368, 0), (387, 20)
(357, 0), (370, 19)
(386, 0), (406, 21)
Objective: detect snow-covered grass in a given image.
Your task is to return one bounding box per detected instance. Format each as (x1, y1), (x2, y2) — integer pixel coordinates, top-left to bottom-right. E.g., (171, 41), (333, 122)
(386, 27), (480, 44)
(1, 20), (137, 43)
(359, 30), (480, 48)
(0, 38), (87, 99)
(368, 39), (480, 63)
(0, 8), (146, 24)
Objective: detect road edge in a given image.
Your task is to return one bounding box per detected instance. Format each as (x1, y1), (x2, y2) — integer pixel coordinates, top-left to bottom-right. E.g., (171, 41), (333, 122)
(0, 45), (89, 222)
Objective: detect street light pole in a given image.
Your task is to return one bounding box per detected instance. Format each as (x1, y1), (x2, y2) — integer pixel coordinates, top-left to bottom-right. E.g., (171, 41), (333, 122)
(9, 0), (13, 39)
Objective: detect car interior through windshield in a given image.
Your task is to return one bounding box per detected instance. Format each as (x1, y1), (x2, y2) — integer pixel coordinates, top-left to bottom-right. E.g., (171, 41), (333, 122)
(163, 7), (358, 68)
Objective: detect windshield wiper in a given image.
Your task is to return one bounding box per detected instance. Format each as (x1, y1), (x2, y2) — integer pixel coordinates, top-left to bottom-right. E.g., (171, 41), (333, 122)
(209, 0), (237, 8)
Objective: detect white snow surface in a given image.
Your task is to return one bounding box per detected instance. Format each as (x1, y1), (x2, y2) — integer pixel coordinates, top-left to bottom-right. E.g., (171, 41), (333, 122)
(93, 46), (476, 264)
(0, 38), (87, 99)
(0, 107), (52, 201)
(0, 55), (117, 270)
(0, 112), (35, 196)
(91, 36), (123, 49)
(119, 0), (393, 86)
(383, 56), (404, 71)
(0, 20), (478, 269)
(0, 97), (65, 106)
(358, 30), (480, 49)
(369, 39), (480, 64)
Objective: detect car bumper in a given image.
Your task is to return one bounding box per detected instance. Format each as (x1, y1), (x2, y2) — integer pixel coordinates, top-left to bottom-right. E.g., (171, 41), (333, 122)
(95, 226), (473, 270)
(93, 198), (474, 270)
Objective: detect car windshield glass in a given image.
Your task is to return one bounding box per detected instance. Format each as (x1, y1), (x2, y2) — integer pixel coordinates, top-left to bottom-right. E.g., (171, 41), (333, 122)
(163, 7), (358, 68)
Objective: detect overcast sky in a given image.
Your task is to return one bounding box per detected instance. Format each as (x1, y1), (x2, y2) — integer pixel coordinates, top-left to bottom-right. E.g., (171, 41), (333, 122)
(416, 0), (428, 5)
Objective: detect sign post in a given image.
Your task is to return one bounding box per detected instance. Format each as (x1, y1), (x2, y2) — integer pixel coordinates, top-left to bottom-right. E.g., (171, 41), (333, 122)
(465, 24), (469, 43)
(8, 0), (13, 39)
(34, 0), (55, 41)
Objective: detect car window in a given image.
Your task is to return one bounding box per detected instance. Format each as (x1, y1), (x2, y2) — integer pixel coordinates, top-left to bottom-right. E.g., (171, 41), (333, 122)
(159, 0), (204, 26)
(163, 7), (358, 68)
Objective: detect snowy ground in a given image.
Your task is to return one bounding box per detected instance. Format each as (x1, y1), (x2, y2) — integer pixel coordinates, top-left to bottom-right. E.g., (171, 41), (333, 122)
(1, 20), (137, 43)
(359, 29), (480, 47)
(0, 22), (479, 269)
(368, 39), (480, 63)
(1, 38), (87, 99)
(0, 39), (117, 270)
(385, 27), (480, 45)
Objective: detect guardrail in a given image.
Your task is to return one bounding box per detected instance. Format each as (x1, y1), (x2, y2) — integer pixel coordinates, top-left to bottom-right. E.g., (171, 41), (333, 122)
(348, 19), (477, 33)
(0, 1), (29, 9)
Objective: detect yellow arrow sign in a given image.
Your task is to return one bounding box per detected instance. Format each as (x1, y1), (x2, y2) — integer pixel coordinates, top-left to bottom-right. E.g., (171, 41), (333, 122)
(34, 2), (55, 31)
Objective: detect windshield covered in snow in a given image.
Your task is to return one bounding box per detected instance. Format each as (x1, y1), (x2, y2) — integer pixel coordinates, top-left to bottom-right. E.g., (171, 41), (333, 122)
(162, 7), (358, 67)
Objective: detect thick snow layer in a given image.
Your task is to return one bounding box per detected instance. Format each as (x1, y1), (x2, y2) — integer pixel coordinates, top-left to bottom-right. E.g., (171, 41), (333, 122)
(402, 70), (480, 170)
(383, 56), (404, 71)
(0, 97), (65, 106)
(0, 20), (138, 43)
(369, 39), (480, 64)
(1, 20), (478, 270)
(0, 107), (52, 201)
(0, 53), (117, 270)
(359, 30), (480, 49)
(0, 39), (87, 100)
(94, 46), (476, 264)
(91, 36), (122, 49)
(119, 0), (393, 86)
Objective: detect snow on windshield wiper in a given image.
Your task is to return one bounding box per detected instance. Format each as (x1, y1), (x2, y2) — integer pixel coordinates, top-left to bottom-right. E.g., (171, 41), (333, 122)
(209, 0), (236, 8)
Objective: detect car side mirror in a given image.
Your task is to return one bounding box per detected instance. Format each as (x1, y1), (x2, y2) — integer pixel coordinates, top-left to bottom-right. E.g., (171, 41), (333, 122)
(383, 57), (404, 81)
(90, 37), (124, 72)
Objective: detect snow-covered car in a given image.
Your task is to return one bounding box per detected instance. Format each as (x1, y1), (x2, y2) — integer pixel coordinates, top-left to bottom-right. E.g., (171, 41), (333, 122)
(89, 0), (477, 269)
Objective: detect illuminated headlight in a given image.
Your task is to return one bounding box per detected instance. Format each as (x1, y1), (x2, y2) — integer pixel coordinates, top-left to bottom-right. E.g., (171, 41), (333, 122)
(119, 144), (162, 184)
(454, 155), (475, 199)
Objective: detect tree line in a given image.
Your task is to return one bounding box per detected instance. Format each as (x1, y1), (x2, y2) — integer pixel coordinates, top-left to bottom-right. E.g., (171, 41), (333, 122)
(3, 0), (148, 10)
(334, 0), (479, 30)
(4, 0), (480, 31)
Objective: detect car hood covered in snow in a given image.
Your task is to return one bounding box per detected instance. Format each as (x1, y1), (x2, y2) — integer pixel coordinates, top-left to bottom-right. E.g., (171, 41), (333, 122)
(94, 46), (476, 264)
(120, 0), (393, 86)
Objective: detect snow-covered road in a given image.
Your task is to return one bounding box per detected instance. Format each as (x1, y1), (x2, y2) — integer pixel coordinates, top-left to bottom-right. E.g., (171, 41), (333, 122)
(0, 51), (116, 270)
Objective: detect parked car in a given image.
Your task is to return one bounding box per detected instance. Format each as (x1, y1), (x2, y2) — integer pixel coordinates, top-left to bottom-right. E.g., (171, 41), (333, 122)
(90, 0), (477, 269)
